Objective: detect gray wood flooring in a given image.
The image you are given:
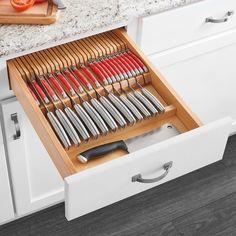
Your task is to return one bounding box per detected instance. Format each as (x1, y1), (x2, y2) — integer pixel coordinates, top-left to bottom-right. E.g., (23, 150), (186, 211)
(1, 135), (236, 236)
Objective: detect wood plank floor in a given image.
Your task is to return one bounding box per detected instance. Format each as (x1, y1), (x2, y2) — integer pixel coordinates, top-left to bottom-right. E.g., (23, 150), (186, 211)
(1, 135), (236, 236)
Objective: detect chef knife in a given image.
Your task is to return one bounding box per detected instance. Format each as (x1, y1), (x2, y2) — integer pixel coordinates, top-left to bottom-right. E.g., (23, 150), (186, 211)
(77, 123), (180, 163)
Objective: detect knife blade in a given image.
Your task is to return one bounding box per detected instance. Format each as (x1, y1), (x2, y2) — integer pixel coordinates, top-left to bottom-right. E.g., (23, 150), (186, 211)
(77, 123), (180, 163)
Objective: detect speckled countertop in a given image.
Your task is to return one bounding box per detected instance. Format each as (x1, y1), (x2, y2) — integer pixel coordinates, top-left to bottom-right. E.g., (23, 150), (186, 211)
(0, 0), (202, 58)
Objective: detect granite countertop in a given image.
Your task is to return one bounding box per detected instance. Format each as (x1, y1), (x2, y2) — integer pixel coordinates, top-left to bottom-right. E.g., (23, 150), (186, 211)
(0, 0), (201, 58)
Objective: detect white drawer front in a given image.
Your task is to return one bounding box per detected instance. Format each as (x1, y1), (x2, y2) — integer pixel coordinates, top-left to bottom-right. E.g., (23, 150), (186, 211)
(138, 0), (236, 55)
(65, 117), (231, 221)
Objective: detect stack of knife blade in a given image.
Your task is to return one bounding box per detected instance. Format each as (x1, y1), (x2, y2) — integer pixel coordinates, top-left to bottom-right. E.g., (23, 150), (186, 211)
(14, 30), (167, 154)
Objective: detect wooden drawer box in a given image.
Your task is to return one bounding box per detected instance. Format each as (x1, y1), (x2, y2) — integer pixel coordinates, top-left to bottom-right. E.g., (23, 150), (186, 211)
(6, 28), (232, 220)
(137, 0), (236, 55)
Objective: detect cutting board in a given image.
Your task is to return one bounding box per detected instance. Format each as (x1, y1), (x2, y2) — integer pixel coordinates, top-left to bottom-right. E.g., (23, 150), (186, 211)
(0, 0), (58, 25)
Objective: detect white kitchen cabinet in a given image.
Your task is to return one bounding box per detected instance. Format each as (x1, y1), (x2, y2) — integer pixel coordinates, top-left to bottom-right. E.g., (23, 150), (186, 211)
(0, 98), (64, 217)
(0, 120), (15, 224)
(149, 29), (236, 134)
(5, 28), (232, 221)
(137, 0), (236, 55)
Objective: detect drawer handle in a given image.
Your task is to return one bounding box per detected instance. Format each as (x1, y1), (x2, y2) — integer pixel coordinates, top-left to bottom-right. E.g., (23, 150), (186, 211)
(132, 161), (173, 183)
(11, 113), (21, 140)
(206, 11), (234, 23)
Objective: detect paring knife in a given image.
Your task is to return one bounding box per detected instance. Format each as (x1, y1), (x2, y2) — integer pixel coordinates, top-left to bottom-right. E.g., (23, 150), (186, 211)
(77, 123), (180, 163)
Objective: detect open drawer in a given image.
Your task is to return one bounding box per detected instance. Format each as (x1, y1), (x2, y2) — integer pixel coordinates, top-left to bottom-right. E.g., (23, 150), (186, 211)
(7, 28), (232, 220)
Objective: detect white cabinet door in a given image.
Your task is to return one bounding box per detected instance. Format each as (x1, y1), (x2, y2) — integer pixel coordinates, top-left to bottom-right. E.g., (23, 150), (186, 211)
(0, 98), (64, 217)
(0, 121), (14, 224)
(149, 30), (236, 133)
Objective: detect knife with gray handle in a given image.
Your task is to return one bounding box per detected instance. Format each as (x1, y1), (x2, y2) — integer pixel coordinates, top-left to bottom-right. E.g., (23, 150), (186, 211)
(90, 98), (118, 131)
(126, 92), (151, 118)
(47, 111), (71, 149)
(119, 94), (143, 121)
(82, 101), (109, 135)
(64, 107), (90, 141)
(74, 103), (100, 139)
(141, 88), (165, 113)
(99, 96), (127, 128)
(55, 109), (81, 146)
(133, 91), (158, 116)
(108, 93), (136, 125)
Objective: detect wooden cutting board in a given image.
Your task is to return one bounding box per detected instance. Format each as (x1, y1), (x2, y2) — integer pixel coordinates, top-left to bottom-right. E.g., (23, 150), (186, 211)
(0, 0), (58, 24)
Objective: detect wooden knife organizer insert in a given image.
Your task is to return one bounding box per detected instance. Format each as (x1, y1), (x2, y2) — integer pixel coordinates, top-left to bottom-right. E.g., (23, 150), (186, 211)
(7, 29), (201, 176)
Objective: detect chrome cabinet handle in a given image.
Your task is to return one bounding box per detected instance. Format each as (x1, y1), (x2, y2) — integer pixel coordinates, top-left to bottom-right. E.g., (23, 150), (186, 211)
(132, 161), (173, 183)
(11, 113), (21, 140)
(206, 11), (234, 23)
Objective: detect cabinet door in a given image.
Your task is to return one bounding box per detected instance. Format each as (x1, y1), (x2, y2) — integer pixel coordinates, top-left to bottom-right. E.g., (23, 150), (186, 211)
(1, 98), (64, 217)
(0, 122), (14, 224)
(149, 30), (236, 133)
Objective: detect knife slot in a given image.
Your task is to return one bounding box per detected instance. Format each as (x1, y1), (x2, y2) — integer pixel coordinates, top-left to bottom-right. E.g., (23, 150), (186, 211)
(60, 43), (78, 66)
(106, 31), (126, 51)
(36, 51), (54, 73)
(52, 47), (68, 68)
(104, 32), (123, 52)
(48, 48), (65, 70)
(88, 37), (105, 57)
(91, 35), (108, 56)
(82, 38), (100, 59)
(24, 54), (41, 75)
(77, 40), (94, 61)
(30, 54), (49, 75)
(57, 46), (72, 67)
(102, 33), (120, 52)
(95, 34), (113, 55)
(99, 33), (118, 54)
(43, 49), (60, 71)
(69, 41), (86, 65)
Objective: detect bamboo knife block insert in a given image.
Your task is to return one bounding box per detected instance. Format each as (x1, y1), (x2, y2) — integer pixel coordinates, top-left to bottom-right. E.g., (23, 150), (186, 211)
(7, 28), (201, 177)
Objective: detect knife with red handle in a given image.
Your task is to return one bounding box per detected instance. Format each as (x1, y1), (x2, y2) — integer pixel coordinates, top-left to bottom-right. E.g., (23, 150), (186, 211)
(109, 56), (131, 79)
(127, 51), (148, 72)
(38, 76), (58, 102)
(91, 61), (112, 84)
(27, 85), (40, 106)
(113, 55), (135, 77)
(80, 65), (100, 88)
(31, 80), (49, 104)
(72, 67), (93, 90)
(100, 58), (121, 81)
(89, 62), (108, 85)
(48, 74), (67, 98)
(56, 72), (76, 95)
(123, 53), (144, 74)
(64, 69), (84, 93)
(96, 60), (115, 83)
(106, 57), (126, 80)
